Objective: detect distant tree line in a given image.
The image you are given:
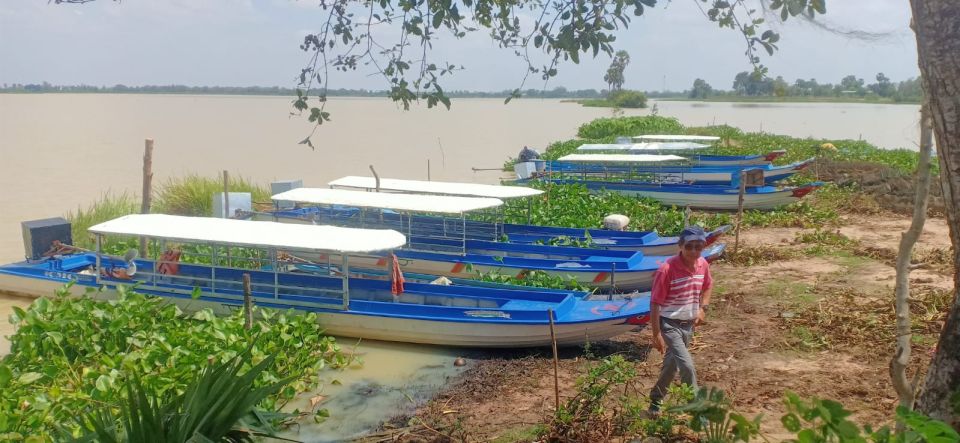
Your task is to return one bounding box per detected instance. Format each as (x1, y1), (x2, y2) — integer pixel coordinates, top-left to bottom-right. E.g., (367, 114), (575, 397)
(0, 82), (606, 99)
(686, 72), (923, 102)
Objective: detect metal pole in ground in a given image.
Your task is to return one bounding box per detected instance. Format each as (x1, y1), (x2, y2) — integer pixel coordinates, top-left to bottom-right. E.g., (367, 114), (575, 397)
(223, 170), (231, 266)
(140, 139), (154, 254)
(734, 170), (746, 254)
(243, 273), (253, 330)
(548, 308), (560, 412)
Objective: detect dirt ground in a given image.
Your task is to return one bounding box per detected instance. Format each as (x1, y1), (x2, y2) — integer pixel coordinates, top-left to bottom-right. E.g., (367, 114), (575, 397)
(389, 214), (954, 442)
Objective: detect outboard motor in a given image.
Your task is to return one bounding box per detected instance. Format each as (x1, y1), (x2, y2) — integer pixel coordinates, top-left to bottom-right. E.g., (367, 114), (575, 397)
(514, 146), (545, 180)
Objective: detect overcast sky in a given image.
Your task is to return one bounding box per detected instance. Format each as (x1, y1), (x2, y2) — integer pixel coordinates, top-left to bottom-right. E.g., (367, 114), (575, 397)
(0, 0), (919, 92)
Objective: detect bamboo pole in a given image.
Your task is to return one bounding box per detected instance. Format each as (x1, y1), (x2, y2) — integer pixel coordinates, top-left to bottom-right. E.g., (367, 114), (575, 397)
(222, 170), (230, 218)
(369, 165), (380, 192)
(243, 273), (253, 330)
(223, 170), (231, 265)
(548, 308), (560, 412)
(733, 170), (746, 255)
(140, 139), (154, 254)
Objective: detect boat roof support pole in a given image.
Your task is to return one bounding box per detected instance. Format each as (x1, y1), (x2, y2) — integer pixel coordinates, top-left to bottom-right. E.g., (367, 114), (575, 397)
(461, 212), (467, 256)
(341, 254), (350, 310)
(272, 248), (279, 299)
(95, 234), (102, 286)
(210, 243), (217, 295)
(526, 197), (532, 226)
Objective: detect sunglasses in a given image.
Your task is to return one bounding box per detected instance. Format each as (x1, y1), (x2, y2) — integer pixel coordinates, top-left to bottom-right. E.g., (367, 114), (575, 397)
(683, 242), (706, 251)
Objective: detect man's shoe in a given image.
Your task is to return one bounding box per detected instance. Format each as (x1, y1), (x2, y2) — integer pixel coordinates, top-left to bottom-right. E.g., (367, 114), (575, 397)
(647, 400), (662, 416)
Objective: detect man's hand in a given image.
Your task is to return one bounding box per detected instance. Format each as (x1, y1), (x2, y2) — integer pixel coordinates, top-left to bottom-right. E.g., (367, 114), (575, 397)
(652, 331), (665, 354)
(695, 307), (706, 326)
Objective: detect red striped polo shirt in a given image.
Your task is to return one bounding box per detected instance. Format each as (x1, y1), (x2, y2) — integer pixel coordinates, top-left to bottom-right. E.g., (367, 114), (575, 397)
(651, 255), (712, 321)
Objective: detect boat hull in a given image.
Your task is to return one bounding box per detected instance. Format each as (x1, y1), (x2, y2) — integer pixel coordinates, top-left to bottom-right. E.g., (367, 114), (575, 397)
(541, 180), (821, 211)
(546, 158), (811, 185)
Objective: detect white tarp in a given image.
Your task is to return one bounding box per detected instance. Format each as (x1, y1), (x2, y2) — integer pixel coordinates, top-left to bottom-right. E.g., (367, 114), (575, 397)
(89, 214), (406, 253)
(271, 188), (503, 213)
(557, 154), (687, 163)
(632, 134), (721, 142)
(577, 142), (710, 151)
(328, 176), (543, 199)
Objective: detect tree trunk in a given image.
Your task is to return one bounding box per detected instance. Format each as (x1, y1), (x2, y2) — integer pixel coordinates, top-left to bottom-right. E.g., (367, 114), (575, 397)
(910, 0), (960, 429)
(890, 105), (933, 421)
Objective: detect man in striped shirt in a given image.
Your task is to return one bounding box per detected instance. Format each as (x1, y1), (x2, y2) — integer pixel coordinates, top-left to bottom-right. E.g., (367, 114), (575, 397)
(648, 225), (713, 413)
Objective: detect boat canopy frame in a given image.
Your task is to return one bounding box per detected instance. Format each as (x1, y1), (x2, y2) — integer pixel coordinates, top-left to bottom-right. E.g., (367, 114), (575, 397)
(270, 188), (507, 255)
(88, 214), (406, 311)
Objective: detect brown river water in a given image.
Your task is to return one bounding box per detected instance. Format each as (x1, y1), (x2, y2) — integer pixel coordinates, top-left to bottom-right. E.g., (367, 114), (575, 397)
(0, 94), (922, 441)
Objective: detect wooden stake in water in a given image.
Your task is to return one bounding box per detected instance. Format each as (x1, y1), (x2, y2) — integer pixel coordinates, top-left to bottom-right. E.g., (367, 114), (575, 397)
(140, 139), (154, 254)
(548, 308), (560, 412)
(734, 170), (746, 254)
(369, 165), (381, 192)
(222, 170), (230, 218)
(427, 159), (431, 181)
(243, 273), (253, 330)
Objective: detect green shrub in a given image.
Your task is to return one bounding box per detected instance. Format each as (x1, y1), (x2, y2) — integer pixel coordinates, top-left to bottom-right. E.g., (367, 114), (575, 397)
(155, 174), (271, 216)
(66, 193), (140, 250)
(576, 115), (684, 139)
(609, 90), (647, 108)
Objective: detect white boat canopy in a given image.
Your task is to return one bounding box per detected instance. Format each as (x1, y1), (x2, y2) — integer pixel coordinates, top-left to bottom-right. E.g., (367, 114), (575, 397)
(328, 176), (543, 199)
(272, 188), (504, 214)
(89, 214), (406, 253)
(577, 142), (711, 152)
(632, 134), (721, 142)
(557, 154), (687, 163)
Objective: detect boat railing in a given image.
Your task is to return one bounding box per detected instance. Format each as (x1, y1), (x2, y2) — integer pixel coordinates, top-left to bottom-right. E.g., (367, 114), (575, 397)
(126, 259), (348, 311)
(94, 232), (353, 311)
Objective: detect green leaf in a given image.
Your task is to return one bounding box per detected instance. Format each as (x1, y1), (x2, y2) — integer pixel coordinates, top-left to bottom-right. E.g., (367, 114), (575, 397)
(191, 286), (202, 300)
(46, 331), (64, 345)
(812, 0), (826, 14)
(10, 306), (26, 323)
(18, 372), (43, 385)
(0, 365), (12, 388)
(781, 413), (801, 432)
(432, 10), (444, 29)
(95, 375), (111, 392)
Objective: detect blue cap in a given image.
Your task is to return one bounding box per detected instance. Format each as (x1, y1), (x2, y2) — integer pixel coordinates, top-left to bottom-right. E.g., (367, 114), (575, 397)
(680, 225), (707, 243)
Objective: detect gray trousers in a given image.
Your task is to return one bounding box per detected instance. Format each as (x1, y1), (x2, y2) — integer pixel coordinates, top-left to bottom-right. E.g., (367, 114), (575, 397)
(650, 317), (698, 403)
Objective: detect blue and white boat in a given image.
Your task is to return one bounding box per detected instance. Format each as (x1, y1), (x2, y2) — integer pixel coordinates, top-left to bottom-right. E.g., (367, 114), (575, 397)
(550, 154), (813, 185)
(578, 139), (787, 166)
(0, 214), (651, 347)
(535, 179), (823, 211)
(325, 176), (730, 254)
(271, 205), (729, 255)
(264, 189), (725, 291)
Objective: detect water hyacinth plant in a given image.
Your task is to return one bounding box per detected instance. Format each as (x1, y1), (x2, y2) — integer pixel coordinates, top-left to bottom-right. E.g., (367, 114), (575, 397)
(0, 285), (348, 440)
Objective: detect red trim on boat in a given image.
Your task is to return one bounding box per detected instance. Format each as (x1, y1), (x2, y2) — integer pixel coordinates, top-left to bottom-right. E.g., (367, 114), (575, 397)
(764, 151), (786, 161)
(592, 272), (609, 283)
(626, 314), (650, 325)
(450, 262), (466, 273)
(791, 185), (817, 198)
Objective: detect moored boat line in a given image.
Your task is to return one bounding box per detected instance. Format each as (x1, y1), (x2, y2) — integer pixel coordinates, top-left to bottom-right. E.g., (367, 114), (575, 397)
(0, 214), (652, 347)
